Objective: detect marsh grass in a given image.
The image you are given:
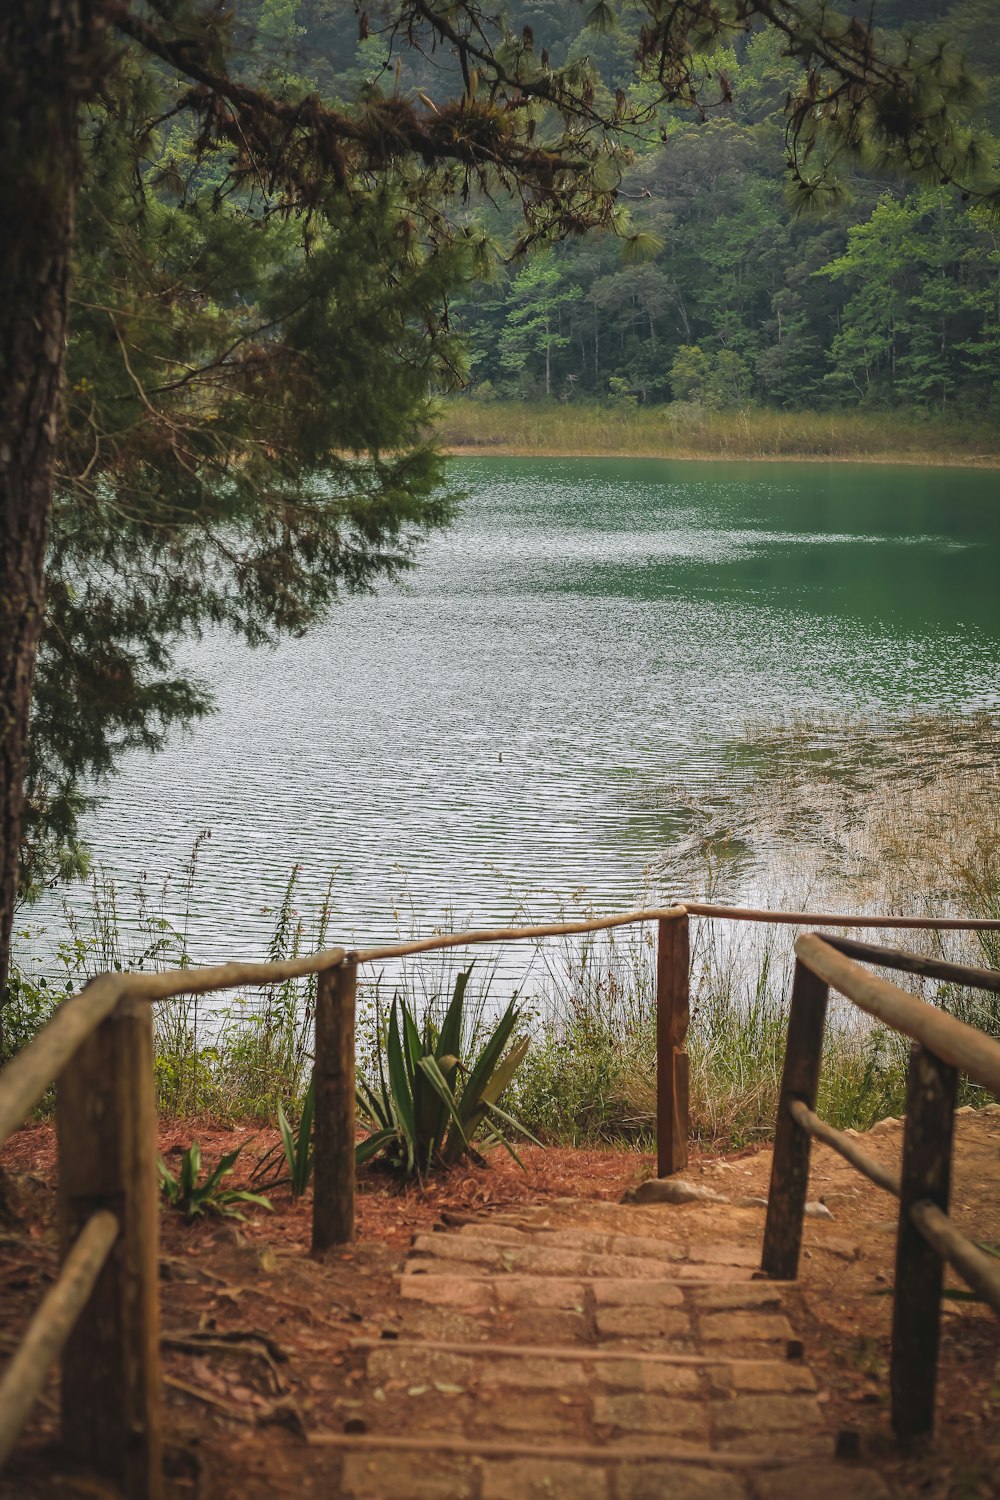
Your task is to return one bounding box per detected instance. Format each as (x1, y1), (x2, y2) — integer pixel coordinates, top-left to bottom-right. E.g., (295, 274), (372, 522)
(511, 913), (996, 1151)
(24, 852), (336, 1121)
(512, 710), (1000, 1148)
(436, 399), (1000, 466)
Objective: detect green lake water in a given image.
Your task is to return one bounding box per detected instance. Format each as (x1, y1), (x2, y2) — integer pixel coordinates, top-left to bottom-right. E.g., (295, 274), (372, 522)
(42, 456), (1000, 970)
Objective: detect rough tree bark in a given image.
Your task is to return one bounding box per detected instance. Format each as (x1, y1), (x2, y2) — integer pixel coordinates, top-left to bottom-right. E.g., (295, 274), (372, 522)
(0, 3), (99, 1046)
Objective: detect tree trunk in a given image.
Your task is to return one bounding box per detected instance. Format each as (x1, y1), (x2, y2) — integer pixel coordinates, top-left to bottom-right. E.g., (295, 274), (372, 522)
(0, 2), (96, 1044)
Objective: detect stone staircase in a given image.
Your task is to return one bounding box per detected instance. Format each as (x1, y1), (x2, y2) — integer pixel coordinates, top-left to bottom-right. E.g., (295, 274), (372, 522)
(314, 1197), (892, 1500)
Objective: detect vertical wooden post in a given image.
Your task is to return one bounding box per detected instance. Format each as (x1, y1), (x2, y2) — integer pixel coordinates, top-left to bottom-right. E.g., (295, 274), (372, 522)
(891, 1043), (957, 1443)
(312, 958), (357, 1253)
(57, 996), (163, 1500)
(656, 913), (690, 1178)
(761, 958), (829, 1281)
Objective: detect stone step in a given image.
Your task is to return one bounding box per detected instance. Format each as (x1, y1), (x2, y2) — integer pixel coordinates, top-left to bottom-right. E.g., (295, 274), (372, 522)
(400, 1275), (791, 1314)
(345, 1385), (829, 1454)
(408, 1234), (760, 1280)
(352, 1337), (818, 1394)
(451, 1223), (689, 1255)
(315, 1436), (890, 1500)
(337, 1200), (854, 1498)
(443, 1224), (766, 1264)
(450, 1222), (762, 1264)
(397, 1274), (798, 1355)
(319, 1422), (827, 1458)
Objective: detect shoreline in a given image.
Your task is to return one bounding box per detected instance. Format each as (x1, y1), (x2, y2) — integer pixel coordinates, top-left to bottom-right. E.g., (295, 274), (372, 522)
(442, 443), (1000, 469)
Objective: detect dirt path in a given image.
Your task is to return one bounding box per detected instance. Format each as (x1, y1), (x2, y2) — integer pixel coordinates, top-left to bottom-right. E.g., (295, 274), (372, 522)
(1, 1115), (998, 1498)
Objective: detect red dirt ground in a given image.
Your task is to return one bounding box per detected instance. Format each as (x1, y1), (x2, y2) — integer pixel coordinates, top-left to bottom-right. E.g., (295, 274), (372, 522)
(1, 1116), (998, 1499)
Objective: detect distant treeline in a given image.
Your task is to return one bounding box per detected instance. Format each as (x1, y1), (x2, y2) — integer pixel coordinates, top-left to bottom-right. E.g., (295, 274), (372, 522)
(256, 0), (1000, 414)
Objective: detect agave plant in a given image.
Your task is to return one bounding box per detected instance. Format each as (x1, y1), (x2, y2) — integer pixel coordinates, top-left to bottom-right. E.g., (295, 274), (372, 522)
(356, 969), (538, 1180)
(156, 1141), (273, 1222)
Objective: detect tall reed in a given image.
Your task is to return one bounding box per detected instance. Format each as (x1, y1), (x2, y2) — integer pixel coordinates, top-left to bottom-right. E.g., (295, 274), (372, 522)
(435, 399), (1000, 466)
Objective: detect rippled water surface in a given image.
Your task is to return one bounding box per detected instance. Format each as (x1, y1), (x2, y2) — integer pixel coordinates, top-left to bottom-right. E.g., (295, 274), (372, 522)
(45, 457), (1000, 964)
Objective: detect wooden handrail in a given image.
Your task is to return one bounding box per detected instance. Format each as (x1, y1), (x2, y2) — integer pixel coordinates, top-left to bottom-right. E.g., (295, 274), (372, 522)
(0, 976), (124, 1147)
(7, 896), (998, 1148)
(0, 949), (346, 1149)
(6, 898), (998, 1148)
(118, 945), (350, 999)
(766, 935), (1000, 1444)
(0, 1210), (118, 1467)
(795, 933), (1000, 1095)
(683, 901), (1000, 930)
(818, 934), (1000, 994)
(910, 1201), (1000, 1318)
(348, 906), (688, 963)
(785, 1099), (1000, 1319)
(786, 1099), (901, 1197)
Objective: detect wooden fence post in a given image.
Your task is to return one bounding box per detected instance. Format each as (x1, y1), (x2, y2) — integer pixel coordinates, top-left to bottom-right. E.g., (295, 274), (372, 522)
(761, 958), (829, 1281)
(656, 914), (690, 1177)
(891, 1043), (957, 1442)
(312, 958), (357, 1253)
(56, 995), (163, 1500)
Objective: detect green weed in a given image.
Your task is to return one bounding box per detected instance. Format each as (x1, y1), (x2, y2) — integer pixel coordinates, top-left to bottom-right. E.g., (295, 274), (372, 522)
(156, 1141), (273, 1222)
(251, 1076), (316, 1199)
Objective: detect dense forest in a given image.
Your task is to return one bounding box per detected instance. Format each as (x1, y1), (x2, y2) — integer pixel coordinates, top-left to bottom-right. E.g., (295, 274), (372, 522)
(267, 0), (1000, 413)
(461, 1), (1000, 412)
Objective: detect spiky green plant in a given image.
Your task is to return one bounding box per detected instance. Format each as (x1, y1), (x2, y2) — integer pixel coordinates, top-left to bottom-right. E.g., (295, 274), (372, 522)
(156, 1141), (273, 1222)
(250, 1075), (316, 1199)
(356, 968), (538, 1180)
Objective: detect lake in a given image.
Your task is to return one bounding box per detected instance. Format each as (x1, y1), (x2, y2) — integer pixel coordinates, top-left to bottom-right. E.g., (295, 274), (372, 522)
(28, 456), (1000, 978)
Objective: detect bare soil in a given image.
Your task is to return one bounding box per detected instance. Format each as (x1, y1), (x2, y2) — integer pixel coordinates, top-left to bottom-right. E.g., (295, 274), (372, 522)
(1, 1111), (998, 1499)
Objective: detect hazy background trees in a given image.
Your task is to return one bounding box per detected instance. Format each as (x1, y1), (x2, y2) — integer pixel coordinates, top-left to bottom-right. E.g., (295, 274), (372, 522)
(453, 9), (1000, 411)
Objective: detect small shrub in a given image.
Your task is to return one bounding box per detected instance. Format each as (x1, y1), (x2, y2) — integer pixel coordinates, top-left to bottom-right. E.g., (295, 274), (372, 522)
(1, 963), (66, 1067)
(157, 1142), (273, 1221)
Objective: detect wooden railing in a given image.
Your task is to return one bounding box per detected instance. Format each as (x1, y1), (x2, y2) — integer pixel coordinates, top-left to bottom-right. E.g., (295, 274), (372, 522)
(0, 947), (346, 1500)
(761, 933), (1000, 1441)
(1, 902), (999, 1492)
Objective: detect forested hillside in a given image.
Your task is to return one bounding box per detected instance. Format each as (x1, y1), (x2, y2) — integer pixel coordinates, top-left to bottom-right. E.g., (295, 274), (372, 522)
(269, 0), (1000, 415)
(453, 2), (1000, 413)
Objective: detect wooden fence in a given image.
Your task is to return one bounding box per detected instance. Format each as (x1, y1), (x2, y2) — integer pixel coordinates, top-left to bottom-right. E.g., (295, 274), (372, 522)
(761, 932), (1000, 1440)
(1, 901), (999, 1492)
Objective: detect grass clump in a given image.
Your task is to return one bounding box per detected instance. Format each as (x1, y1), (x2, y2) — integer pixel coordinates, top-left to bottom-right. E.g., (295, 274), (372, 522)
(251, 1077), (317, 1200)
(15, 850), (333, 1122)
(156, 1141), (273, 1222)
(510, 924), (657, 1146)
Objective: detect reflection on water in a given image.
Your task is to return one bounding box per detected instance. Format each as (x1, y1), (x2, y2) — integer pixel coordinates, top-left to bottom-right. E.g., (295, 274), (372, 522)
(27, 456), (1000, 977)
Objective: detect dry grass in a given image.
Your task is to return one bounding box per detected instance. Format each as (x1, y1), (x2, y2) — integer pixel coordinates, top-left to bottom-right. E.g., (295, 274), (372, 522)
(435, 399), (1000, 467)
(514, 710), (1000, 1150)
